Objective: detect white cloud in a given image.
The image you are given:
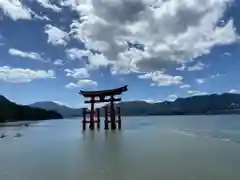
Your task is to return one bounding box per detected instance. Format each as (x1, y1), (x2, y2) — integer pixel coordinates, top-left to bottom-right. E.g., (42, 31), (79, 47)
(67, 0), (238, 74)
(180, 84), (191, 89)
(138, 71), (183, 86)
(65, 68), (90, 79)
(0, 1), (51, 21)
(188, 62), (206, 71)
(36, 0), (62, 12)
(88, 53), (110, 69)
(30, 10), (50, 21)
(66, 48), (89, 60)
(143, 99), (160, 103)
(223, 52), (231, 56)
(65, 79), (98, 89)
(9, 48), (43, 60)
(196, 78), (205, 84)
(229, 89), (239, 93)
(0, 0), (32, 20)
(188, 90), (207, 96)
(176, 64), (186, 71)
(44, 24), (69, 46)
(167, 94), (178, 101)
(54, 59), (64, 65)
(210, 74), (222, 78)
(0, 66), (55, 83)
(66, 48), (111, 69)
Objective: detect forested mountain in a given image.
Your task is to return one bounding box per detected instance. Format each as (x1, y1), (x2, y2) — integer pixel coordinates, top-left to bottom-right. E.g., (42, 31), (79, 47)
(101, 93), (240, 116)
(28, 93), (240, 118)
(0, 95), (62, 123)
(29, 102), (81, 118)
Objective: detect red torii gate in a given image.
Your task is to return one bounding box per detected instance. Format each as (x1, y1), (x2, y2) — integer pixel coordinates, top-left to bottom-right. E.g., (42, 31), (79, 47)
(79, 85), (128, 130)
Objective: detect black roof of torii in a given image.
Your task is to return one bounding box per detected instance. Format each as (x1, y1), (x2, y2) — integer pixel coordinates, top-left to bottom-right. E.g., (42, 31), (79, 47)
(79, 85), (128, 98)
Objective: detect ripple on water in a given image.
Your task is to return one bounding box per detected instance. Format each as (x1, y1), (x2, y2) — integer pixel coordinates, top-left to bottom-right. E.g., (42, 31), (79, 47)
(172, 128), (240, 144)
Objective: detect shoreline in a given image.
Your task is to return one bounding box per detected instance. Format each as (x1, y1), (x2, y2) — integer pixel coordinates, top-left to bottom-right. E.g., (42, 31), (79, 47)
(0, 121), (39, 127)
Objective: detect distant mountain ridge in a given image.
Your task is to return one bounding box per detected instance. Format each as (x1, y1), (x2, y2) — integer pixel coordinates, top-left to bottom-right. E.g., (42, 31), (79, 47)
(101, 93), (240, 116)
(29, 102), (82, 118)
(0, 95), (62, 123)
(29, 93), (240, 118)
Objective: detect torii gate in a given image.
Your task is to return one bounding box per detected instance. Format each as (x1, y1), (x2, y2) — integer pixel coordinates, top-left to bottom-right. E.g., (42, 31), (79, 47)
(79, 85), (128, 130)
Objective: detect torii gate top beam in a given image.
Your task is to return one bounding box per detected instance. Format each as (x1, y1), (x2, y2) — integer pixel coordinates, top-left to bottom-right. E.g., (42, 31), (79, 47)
(79, 85), (128, 98)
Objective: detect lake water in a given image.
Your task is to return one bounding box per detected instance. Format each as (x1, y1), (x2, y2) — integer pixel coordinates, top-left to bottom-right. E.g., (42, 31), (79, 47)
(1, 115), (240, 180)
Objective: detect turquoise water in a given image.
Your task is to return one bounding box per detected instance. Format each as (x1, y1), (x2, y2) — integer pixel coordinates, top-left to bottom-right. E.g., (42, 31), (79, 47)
(1, 115), (240, 180)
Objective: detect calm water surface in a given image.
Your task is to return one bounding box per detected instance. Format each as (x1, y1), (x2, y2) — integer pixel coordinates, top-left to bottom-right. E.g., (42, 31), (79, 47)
(1, 115), (240, 180)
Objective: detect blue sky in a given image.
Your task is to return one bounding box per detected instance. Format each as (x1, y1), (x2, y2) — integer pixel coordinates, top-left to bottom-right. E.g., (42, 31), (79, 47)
(0, 0), (240, 108)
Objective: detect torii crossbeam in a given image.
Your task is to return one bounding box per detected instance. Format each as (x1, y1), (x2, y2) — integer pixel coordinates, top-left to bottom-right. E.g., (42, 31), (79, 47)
(79, 85), (128, 130)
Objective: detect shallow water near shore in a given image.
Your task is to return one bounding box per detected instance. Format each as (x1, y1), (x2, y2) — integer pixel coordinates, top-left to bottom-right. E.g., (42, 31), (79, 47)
(1, 115), (240, 180)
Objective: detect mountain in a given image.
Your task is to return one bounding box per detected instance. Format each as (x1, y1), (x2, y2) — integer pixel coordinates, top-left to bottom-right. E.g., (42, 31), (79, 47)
(0, 95), (62, 123)
(28, 93), (240, 118)
(101, 93), (240, 116)
(29, 102), (82, 118)
(113, 101), (155, 116)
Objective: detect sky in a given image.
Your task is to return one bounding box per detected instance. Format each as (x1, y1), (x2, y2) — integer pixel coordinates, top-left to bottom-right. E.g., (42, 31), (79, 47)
(0, 0), (240, 108)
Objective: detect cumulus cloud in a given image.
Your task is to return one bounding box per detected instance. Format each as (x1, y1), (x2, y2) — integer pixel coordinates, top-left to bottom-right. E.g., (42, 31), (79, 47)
(180, 84), (191, 89)
(65, 48), (111, 69)
(65, 79), (98, 89)
(9, 48), (43, 60)
(66, 0), (238, 74)
(66, 48), (89, 60)
(0, 66), (55, 83)
(138, 71), (183, 86)
(188, 62), (206, 71)
(44, 24), (69, 46)
(196, 78), (205, 84)
(0, 0), (32, 20)
(0, 0), (51, 21)
(65, 68), (90, 79)
(87, 53), (110, 69)
(36, 0), (62, 12)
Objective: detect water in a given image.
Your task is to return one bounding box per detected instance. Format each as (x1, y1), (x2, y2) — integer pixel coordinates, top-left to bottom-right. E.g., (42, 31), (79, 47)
(1, 115), (240, 180)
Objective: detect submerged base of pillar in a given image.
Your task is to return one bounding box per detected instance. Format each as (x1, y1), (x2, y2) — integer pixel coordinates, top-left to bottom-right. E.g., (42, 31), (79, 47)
(89, 122), (94, 130)
(111, 123), (116, 130)
(118, 120), (122, 130)
(104, 121), (109, 130)
(82, 121), (86, 130)
(97, 121), (100, 129)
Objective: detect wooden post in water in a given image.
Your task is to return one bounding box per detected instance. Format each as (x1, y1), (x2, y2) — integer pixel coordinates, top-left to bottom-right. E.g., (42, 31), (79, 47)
(117, 107), (122, 130)
(89, 97), (95, 130)
(104, 106), (109, 130)
(96, 108), (100, 129)
(110, 96), (116, 130)
(82, 108), (87, 130)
